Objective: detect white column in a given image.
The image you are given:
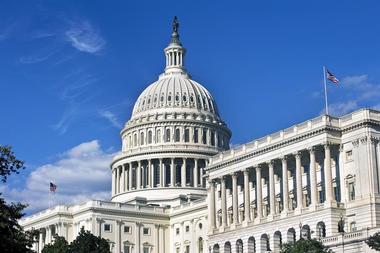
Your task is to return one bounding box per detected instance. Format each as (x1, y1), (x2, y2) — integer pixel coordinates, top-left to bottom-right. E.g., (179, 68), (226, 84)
(122, 164), (126, 192)
(137, 161), (141, 189)
(244, 169), (251, 223)
(282, 157), (289, 213)
(159, 158), (163, 187)
(269, 161), (276, 216)
(115, 220), (122, 253)
(141, 162), (145, 188)
(151, 160), (155, 188)
(128, 163), (133, 190)
(208, 179), (216, 231)
(159, 225), (165, 253)
(39, 231), (43, 253)
(148, 159), (152, 188)
(309, 147), (318, 207)
(324, 144), (334, 204)
(170, 158), (175, 187)
(162, 161), (166, 187)
(295, 152), (303, 210)
(115, 167), (119, 194)
(112, 169), (115, 195)
(256, 166), (263, 220)
(181, 158), (186, 187)
(221, 176), (227, 227)
(232, 173), (238, 225)
(194, 159), (198, 187)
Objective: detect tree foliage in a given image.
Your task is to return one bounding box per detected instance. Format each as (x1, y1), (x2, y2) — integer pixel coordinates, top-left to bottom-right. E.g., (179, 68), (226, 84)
(42, 235), (70, 253)
(70, 227), (110, 253)
(366, 232), (380, 251)
(281, 238), (332, 253)
(0, 145), (36, 252)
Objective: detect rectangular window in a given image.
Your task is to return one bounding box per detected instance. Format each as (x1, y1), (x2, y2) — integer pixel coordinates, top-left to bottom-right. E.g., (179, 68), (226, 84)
(185, 245), (190, 253)
(124, 226), (131, 233)
(143, 227), (150, 235)
(176, 228), (180, 235)
(143, 246), (150, 253)
(104, 224), (112, 232)
(176, 247), (180, 253)
(202, 129), (207, 144)
(346, 150), (353, 161)
(349, 182), (355, 201)
(125, 246), (130, 253)
(185, 225), (189, 232)
(194, 128), (198, 143)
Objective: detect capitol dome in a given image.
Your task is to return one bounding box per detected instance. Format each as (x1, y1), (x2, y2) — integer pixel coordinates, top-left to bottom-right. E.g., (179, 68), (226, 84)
(111, 17), (231, 206)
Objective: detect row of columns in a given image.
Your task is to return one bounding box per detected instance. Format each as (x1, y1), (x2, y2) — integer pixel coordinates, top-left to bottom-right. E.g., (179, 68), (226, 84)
(208, 144), (337, 230)
(34, 223), (68, 253)
(166, 50), (184, 67)
(113, 158), (207, 195)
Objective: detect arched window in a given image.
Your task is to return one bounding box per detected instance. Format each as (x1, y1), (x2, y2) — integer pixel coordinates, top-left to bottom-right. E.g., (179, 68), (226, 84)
(175, 128), (180, 142)
(198, 237), (203, 253)
(248, 237), (255, 253)
(184, 128), (190, 142)
(147, 131), (153, 144)
(350, 222), (357, 232)
(134, 133), (137, 147)
(194, 128), (199, 143)
(213, 244), (220, 253)
(165, 129), (171, 142)
(236, 239), (243, 253)
(140, 132), (145, 145)
(156, 129), (161, 143)
(224, 242), (231, 253)
(129, 135), (132, 148)
(317, 222), (326, 238)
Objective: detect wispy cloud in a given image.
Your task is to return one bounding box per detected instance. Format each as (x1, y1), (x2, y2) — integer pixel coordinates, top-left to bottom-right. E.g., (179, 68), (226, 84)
(3, 140), (114, 213)
(65, 21), (106, 54)
(98, 110), (122, 129)
(317, 74), (380, 116)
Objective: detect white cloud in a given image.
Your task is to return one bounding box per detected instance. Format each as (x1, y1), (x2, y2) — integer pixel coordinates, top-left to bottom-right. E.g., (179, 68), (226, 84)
(65, 21), (106, 54)
(4, 140), (114, 213)
(98, 110), (122, 128)
(317, 74), (380, 116)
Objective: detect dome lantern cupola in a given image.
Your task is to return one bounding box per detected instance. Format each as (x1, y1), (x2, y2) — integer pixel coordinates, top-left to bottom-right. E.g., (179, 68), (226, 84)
(164, 16), (186, 74)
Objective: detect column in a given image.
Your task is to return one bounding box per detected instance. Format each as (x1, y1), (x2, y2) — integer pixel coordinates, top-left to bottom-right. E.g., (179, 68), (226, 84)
(151, 160), (155, 188)
(295, 152), (303, 210)
(46, 226), (51, 244)
(115, 220), (122, 253)
(269, 161), (276, 216)
(128, 163), (133, 190)
(256, 166), (263, 219)
(244, 169), (251, 223)
(115, 167), (119, 194)
(162, 161), (166, 187)
(324, 144), (334, 204)
(141, 162), (145, 188)
(159, 225), (165, 253)
(170, 158), (175, 187)
(112, 169), (115, 195)
(282, 157), (289, 213)
(137, 161), (141, 189)
(122, 164), (126, 192)
(159, 158), (163, 187)
(221, 177), (227, 227)
(309, 147), (318, 207)
(181, 158), (186, 187)
(208, 180), (216, 230)
(39, 231), (43, 253)
(135, 222), (141, 253)
(148, 159), (152, 188)
(194, 159), (198, 187)
(232, 173), (238, 225)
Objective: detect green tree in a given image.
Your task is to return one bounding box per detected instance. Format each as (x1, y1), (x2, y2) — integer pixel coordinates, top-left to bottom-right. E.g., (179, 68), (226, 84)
(42, 235), (70, 253)
(366, 232), (380, 251)
(0, 145), (36, 252)
(281, 238), (332, 253)
(69, 227), (110, 253)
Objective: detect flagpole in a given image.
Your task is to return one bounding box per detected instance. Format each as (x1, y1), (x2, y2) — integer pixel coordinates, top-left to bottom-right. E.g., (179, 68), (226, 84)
(323, 65), (329, 115)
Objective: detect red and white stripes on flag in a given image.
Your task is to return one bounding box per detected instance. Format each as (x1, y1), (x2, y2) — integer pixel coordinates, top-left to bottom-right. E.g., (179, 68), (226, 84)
(50, 182), (57, 193)
(326, 69), (339, 84)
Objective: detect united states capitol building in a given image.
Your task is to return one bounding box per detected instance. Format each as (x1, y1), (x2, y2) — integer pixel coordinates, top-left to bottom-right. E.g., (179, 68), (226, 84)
(20, 19), (380, 253)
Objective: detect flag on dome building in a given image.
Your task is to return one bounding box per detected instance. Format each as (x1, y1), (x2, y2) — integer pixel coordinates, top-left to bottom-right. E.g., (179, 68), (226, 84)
(50, 182), (57, 192)
(326, 69), (340, 84)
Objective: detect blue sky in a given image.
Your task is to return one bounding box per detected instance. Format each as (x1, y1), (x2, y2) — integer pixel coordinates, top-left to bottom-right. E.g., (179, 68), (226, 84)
(1, 0), (380, 213)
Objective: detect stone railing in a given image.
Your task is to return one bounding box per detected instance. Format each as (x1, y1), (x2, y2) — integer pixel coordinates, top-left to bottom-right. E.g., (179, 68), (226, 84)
(321, 227), (380, 246)
(19, 205), (71, 225)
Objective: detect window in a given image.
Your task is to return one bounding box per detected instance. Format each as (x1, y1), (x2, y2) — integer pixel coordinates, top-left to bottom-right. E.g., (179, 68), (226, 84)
(184, 128), (190, 142)
(202, 129), (207, 144)
(147, 131), (152, 144)
(176, 247), (180, 253)
(134, 133), (137, 147)
(124, 246), (131, 253)
(185, 225), (190, 232)
(199, 223), (202, 229)
(140, 132), (145, 145)
(124, 226), (131, 233)
(185, 245), (190, 253)
(194, 128), (198, 143)
(156, 129), (161, 143)
(143, 246), (150, 253)
(176, 228), (180, 235)
(175, 128), (180, 142)
(211, 131), (215, 146)
(104, 224), (111, 232)
(165, 129), (171, 142)
(143, 227), (150, 235)
(349, 182), (355, 201)
(198, 237), (204, 253)
(350, 222), (357, 232)
(183, 95), (187, 102)
(346, 150), (353, 161)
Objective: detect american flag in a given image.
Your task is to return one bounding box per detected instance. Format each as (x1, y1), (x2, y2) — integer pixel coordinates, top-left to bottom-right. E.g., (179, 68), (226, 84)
(50, 182), (57, 192)
(326, 69), (339, 84)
